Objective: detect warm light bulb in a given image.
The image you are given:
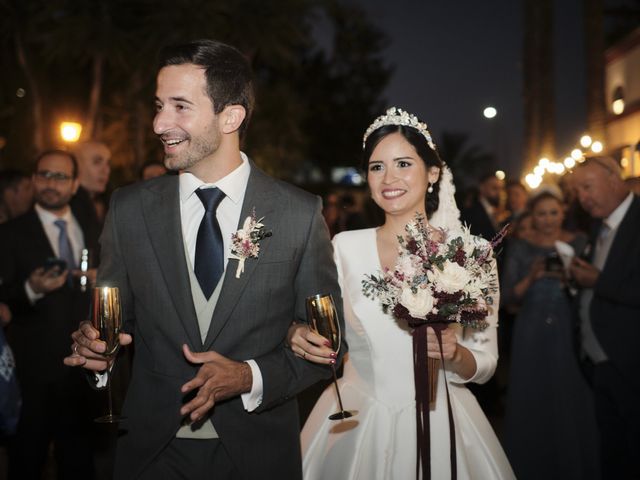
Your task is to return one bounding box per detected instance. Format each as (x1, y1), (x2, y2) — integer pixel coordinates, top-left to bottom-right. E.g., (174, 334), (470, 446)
(495, 170), (505, 180)
(612, 99), (625, 115)
(571, 149), (583, 160)
(564, 157), (576, 169)
(591, 141), (603, 153)
(580, 135), (592, 148)
(60, 122), (82, 143)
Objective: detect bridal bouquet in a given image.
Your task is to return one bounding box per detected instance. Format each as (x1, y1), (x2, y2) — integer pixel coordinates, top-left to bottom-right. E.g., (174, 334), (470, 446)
(362, 213), (502, 333)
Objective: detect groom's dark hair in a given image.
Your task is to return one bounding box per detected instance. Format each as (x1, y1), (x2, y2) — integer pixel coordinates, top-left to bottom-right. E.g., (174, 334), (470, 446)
(158, 39), (255, 138)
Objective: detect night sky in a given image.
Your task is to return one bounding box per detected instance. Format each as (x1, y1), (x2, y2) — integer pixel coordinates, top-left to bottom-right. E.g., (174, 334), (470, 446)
(351, 0), (599, 179)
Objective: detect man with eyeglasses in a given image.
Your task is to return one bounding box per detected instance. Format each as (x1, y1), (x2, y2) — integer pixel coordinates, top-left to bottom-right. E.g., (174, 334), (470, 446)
(570, 155), (640, 478)
(0, 149), (100, 480)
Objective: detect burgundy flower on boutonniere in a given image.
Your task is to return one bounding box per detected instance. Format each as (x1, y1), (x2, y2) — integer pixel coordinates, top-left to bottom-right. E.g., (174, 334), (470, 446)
(229, 209), (272, 278)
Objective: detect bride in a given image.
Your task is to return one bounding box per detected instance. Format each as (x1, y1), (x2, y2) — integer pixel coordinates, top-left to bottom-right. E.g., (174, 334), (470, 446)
(288, 108), (514, 479)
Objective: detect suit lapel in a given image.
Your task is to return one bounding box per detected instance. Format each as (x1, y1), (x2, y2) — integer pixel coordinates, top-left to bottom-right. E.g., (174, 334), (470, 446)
(203, 165), (277, 348)
(602, 196), (640, 274)
(26, 210), (56, 259)
(141, 176), (202, 349)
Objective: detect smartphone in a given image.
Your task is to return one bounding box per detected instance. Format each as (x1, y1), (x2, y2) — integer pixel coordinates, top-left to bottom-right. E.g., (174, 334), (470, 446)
(544, 252), (563, 273)
(42, 257), (67, 276)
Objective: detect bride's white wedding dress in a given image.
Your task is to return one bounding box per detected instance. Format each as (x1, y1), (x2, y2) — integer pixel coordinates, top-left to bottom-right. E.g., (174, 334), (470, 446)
(301, 229), (515, 479)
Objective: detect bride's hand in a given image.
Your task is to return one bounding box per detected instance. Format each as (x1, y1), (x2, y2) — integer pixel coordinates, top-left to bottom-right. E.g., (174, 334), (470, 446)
(287, 323), (336, 365)
(426, 325), (477, 379)
(426, 326), (459, 361)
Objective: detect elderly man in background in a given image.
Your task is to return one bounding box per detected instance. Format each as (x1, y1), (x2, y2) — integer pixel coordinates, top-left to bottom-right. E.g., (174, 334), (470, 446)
(570, 156), (640, 479)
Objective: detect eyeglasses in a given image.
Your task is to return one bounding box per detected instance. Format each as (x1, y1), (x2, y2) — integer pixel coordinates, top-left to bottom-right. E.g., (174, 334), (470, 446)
(35, 170), (74, 182)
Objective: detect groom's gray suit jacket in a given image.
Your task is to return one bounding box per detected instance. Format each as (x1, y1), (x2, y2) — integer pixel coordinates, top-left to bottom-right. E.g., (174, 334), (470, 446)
(97, 163), (343, 479)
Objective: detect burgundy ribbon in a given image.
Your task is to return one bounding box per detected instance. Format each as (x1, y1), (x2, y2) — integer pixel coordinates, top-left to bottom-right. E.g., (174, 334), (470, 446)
(412, 323), (457, 480)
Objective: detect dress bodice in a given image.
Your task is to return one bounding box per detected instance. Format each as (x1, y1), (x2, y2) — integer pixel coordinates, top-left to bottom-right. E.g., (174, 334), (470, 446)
(335, 229), (415, 407)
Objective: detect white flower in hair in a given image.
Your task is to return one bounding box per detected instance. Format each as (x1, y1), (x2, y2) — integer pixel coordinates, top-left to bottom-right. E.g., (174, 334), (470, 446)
(362, 107), (436, 151)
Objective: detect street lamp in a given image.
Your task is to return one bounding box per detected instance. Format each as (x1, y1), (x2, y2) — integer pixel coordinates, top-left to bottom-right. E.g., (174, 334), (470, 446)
(60, 122), (82, 143)
(483, 107), (497, 119)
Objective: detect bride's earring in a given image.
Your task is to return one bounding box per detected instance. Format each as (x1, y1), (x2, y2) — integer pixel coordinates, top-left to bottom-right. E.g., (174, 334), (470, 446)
(427, 183), (433, 194)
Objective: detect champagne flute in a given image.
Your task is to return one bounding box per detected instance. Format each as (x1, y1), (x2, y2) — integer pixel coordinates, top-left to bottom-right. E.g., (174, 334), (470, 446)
(91, 286), (123, 423)
(306, 294), (355, 420)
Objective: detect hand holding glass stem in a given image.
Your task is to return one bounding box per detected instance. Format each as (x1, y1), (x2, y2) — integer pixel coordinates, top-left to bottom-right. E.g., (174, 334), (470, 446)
(305, 294), (355, 421)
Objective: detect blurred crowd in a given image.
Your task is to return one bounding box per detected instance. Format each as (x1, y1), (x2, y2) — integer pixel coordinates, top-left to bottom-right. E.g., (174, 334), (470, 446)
(1, 145), (639, 479)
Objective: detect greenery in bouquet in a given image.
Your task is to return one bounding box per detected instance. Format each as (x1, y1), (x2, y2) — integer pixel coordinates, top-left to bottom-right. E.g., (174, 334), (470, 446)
(362, 213), (504, 331)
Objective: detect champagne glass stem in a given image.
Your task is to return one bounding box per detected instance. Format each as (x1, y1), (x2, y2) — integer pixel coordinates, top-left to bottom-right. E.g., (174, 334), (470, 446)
(106, 382), (114, 419)
(331, 365), (347, 413)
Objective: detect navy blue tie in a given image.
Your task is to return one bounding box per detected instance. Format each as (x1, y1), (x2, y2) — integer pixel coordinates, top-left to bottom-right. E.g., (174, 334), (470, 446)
(194, 188), (226, 299)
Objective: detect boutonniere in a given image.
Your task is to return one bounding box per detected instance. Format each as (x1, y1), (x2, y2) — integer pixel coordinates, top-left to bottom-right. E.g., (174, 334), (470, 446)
(229, 209), (272, 278)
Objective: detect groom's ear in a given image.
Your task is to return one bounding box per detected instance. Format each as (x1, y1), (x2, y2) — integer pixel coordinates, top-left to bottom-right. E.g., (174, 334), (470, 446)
(220, 105), (247, 134)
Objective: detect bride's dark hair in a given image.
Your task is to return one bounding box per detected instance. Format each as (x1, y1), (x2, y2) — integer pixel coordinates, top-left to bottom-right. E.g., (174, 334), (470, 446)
(362, 125), (443, 218)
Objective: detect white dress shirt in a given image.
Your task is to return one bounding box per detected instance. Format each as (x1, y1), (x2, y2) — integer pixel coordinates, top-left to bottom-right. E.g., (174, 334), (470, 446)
(178, 152), (263, 411)
(25, 204), (85, 302)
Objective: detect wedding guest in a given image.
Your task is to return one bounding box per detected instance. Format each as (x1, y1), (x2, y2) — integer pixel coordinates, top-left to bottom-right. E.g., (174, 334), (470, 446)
(322, 192), (341, 238)
(140, 160), (167, 180)
(503, 180), (528, 225)
(559, 173), (592, 234)
(461, 172), (504, 241)
(569, 156), (640, 478)
(502, 190), (599, 480)
(288, 108), (514, 479)
(71, 140), (111, 225)
(64, 39), (343, 480)
(625, 175), (640, 195)
(511, 211), (533, 241)
(1, 150), (100, 480)
(0, 169), (33, 222)
(0, 323), (20, 437)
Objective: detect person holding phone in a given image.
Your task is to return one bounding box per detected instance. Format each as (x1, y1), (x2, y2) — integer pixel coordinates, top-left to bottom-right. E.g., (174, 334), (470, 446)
(0, 149), (100, 480)
(500, 190), (599, 479)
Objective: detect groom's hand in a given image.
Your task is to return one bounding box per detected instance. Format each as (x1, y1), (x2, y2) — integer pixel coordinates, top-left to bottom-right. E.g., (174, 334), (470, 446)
(180, 345), (253, 421)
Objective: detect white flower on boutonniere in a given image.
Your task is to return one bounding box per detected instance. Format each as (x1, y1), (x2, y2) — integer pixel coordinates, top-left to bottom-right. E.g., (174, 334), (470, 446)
(229, 209), (272, 278)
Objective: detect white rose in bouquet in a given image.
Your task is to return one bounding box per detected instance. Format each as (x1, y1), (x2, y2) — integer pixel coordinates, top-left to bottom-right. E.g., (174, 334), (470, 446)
(400, 287), (435, 318)
(429, 260), (471, 294)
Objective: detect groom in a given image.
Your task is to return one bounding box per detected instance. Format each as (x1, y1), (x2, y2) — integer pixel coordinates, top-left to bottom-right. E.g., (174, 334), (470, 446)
(64, 39), (343, 479)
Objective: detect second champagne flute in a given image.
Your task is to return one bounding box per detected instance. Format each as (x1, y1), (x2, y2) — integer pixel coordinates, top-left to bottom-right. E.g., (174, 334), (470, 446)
(306, 294), (355, 420)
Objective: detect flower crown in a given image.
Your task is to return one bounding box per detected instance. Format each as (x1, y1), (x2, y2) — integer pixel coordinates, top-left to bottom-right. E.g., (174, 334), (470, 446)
(362, 107), (436, 151)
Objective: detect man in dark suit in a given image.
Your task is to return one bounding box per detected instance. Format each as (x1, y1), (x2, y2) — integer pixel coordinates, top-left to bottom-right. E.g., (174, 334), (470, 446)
(460, 172), (503, 241)
(570, 156), (640, 478)
(0, 150), (99, 479)
(65, 40), (343, 480)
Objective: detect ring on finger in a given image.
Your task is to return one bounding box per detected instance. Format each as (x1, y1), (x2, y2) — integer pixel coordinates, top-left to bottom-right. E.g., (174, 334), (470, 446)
(302, 351), (307, 359)
(72, 343), (79, 355)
